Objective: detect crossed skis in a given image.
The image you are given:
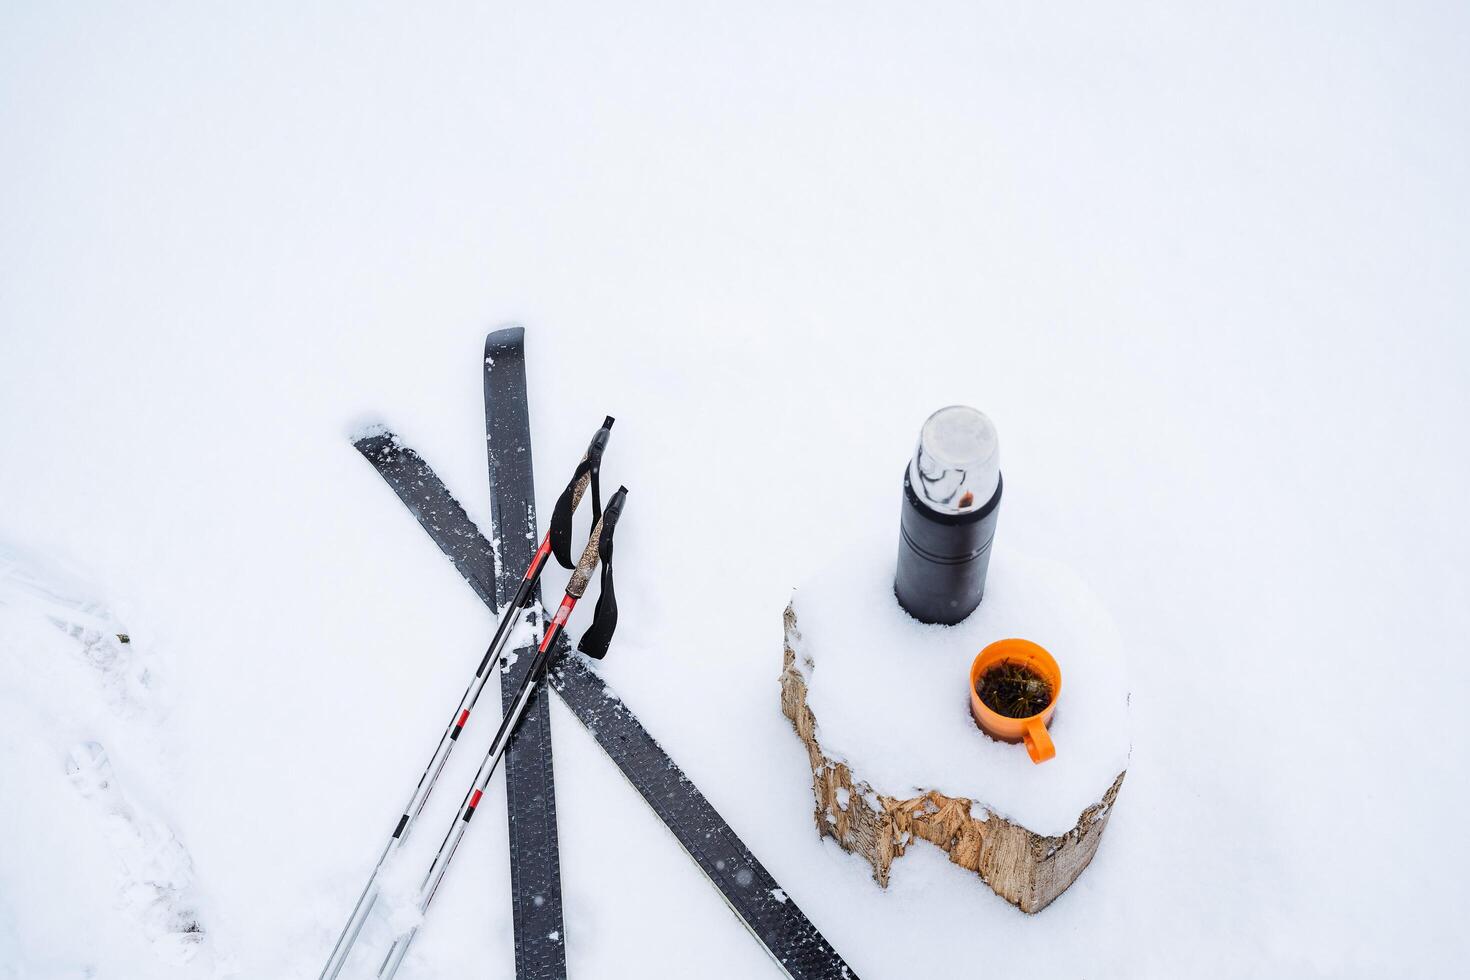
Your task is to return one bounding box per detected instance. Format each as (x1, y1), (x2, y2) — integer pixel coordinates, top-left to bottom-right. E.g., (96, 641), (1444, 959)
(320, 328), (857, 979)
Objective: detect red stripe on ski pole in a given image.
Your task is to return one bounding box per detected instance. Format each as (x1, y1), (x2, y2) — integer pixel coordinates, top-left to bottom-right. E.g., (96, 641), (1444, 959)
(468, 788), (483, 810)
(523, 535), (552, 581)
(457, 709), (470, 728)
(539, 596), (577, 652)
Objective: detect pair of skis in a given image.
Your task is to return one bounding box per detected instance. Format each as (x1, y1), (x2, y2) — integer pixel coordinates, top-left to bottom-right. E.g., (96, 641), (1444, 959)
(330, 328), (858, 978)
(321, 406), (626, 980)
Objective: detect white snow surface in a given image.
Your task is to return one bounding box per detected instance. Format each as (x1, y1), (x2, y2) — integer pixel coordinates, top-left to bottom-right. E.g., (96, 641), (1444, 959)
(3, 3), (1469, 978)
(795, 546), (1129, 836)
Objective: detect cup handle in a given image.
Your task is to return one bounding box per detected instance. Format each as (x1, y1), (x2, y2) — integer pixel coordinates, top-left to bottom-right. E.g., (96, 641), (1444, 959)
(1022, 719), (1055, 764)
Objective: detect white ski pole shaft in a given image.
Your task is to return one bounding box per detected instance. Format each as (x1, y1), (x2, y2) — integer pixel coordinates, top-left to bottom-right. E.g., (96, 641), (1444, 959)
(376, 646), (552, 979)
(377, 490), (624, 979)
(317, 596), (530, 980)
(319, 428), (609, 980)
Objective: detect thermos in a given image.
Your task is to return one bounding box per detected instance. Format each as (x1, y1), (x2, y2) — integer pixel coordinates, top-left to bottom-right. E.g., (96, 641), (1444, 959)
(895, 405), (1002, 625)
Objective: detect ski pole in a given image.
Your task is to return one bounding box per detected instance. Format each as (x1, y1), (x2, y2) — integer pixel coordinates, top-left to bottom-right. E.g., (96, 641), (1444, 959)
(377, 486), (628, 980)
(318, 418), (613, 980)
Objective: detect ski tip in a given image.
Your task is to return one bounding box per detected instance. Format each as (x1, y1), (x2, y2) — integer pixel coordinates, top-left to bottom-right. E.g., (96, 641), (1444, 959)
(485, 324), (525, 353)
(348, 419), (393, 445)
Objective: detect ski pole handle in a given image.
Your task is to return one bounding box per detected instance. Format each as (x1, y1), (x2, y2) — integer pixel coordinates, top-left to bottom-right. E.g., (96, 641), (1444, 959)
(551, 418), (615, 569)
(566, 468), (591, 513)
(567, 518), (606, 599)
(565, 416), (614, 512)
(568, 486), (626, 598)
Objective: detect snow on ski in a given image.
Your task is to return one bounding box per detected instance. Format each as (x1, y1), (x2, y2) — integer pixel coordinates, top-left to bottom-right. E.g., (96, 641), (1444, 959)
(353, 430), (861, 980)
(483, 326), (569, 979)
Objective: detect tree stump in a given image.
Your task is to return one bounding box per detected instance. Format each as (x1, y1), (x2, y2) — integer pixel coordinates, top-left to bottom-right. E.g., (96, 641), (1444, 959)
(779, 548), (1129, 914)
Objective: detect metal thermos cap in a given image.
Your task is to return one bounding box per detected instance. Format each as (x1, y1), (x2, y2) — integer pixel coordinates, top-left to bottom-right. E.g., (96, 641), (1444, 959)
(908, 405), (1000, 514)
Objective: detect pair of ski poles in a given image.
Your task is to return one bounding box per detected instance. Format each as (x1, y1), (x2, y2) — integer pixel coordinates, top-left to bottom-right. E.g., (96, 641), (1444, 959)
(320, 418), (626, 980)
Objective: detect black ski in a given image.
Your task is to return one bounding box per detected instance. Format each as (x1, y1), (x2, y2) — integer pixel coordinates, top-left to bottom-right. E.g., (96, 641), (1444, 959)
(482, 327), (568, 978)
(354, 427), (860, 980)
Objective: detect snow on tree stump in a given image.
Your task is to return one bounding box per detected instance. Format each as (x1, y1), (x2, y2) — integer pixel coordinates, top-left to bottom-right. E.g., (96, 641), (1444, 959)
(779, 547), (1130, 914)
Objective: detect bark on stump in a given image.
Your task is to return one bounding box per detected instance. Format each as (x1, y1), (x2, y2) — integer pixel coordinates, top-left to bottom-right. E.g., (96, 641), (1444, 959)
(781, 605), (1125, 913)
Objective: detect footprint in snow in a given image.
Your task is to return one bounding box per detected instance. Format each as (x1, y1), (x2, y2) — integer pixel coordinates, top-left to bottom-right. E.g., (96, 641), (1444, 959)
(0, 543), (153, 711)
(66, 741), (205, 963)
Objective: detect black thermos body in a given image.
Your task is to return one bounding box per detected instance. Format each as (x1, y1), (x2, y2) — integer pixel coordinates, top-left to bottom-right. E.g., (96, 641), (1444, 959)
(894, 406), (1003, 625)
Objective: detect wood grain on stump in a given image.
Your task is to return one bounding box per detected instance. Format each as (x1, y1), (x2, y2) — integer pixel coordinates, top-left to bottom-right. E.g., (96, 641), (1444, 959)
(781, 605), (1125, 914)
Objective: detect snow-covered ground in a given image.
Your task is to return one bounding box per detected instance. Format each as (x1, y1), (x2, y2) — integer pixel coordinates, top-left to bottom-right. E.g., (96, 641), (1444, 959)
(2, 2), (1468, 977)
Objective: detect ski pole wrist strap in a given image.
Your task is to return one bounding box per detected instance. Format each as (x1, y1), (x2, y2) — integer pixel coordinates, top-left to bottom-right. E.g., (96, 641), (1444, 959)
(577, 485), (627, 660)
(550, 416), (614, 569)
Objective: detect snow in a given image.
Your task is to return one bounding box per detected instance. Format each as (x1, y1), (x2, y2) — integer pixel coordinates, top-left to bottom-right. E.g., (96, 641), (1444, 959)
(0, 559), (207, 977)
(3, 2), (1470, 978)
(794, 545), (1130, 836)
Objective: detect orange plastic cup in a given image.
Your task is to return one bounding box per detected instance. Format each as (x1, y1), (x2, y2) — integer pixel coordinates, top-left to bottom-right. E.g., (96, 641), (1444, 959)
(969, 639), (1061, 764)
